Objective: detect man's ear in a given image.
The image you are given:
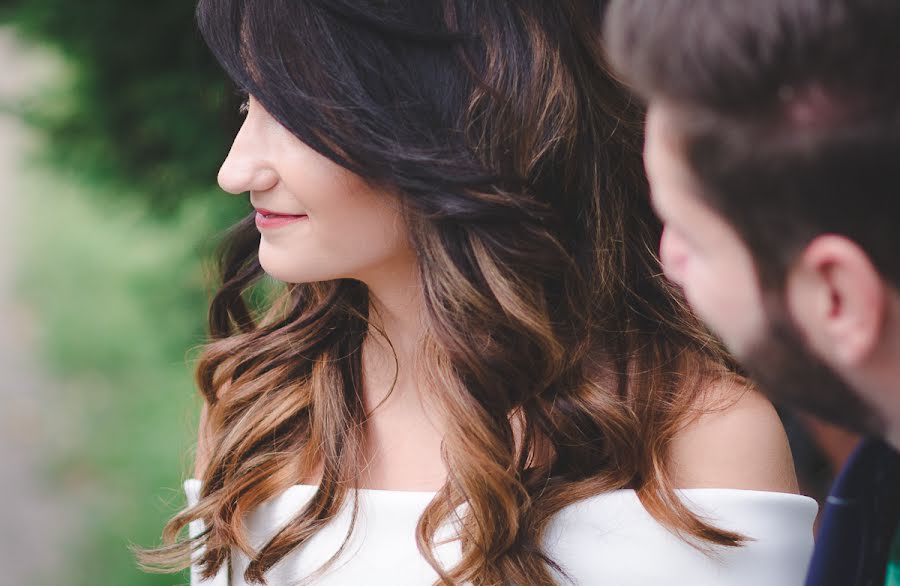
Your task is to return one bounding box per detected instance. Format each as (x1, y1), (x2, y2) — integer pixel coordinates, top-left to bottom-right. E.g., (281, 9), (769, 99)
(785, 235), (886, 367)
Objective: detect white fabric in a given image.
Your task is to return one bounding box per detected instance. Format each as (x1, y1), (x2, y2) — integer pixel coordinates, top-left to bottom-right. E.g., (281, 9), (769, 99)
(184, 479), (817, 585)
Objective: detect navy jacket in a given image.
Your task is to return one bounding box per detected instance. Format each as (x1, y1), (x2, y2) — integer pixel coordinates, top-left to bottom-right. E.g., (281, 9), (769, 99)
(805, 438), (900, 586)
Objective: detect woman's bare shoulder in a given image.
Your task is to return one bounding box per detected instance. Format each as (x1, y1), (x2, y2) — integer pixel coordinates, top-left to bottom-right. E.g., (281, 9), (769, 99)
(669, 379), (800, 494)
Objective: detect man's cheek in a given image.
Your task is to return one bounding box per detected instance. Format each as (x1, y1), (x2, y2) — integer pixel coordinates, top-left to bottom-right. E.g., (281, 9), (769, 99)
(684, 273), (735, 335)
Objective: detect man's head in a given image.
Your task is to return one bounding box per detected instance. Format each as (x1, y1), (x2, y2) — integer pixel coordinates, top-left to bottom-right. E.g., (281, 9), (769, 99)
(605, 0), (900, 447)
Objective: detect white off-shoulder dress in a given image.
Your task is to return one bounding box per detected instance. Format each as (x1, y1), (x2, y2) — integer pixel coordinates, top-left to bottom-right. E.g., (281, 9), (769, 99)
(184, 479), (817, 586)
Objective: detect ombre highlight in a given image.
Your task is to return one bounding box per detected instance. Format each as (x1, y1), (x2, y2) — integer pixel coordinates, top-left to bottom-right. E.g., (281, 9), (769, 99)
(139, 1), (745, 584)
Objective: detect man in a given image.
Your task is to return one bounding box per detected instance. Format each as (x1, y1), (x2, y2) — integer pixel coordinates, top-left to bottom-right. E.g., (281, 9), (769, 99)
(604, 1), (900, 585)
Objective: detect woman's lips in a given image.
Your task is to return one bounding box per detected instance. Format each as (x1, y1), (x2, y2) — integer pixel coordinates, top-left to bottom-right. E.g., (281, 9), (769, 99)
(254, 208), (308, 230)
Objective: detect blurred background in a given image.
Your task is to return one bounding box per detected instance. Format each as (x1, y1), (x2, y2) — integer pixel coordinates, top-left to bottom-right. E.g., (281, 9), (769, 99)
(0, 1), (245, 584)
(0, 2), (860, 585)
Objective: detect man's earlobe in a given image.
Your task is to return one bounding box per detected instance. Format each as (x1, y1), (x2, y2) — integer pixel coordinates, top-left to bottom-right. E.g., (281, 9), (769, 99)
(789, 235), (886, 367)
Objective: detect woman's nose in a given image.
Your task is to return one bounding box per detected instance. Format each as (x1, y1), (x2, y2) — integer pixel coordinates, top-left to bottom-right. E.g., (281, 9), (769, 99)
(217, 125), (278, 195)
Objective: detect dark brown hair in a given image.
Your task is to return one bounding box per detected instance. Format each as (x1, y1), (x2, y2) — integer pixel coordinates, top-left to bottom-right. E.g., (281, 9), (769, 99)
(605, 0), (900, 287)
(139, 1), (743, 584)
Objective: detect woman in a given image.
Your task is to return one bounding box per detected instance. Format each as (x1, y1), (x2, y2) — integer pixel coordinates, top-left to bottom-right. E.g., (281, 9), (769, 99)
(140, 1), (815, 584)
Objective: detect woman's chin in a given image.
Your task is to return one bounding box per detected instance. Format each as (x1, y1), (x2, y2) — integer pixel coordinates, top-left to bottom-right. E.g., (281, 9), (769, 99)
(258, 256), (340, 285)
(261, 267), (318, 285)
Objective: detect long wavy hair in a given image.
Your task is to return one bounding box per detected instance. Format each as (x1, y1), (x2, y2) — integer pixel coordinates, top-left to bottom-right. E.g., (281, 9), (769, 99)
(139, 1), (744, 584)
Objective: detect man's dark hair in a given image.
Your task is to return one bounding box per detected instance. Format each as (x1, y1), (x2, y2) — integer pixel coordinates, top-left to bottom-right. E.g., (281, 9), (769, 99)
(605, 0), (900, 287)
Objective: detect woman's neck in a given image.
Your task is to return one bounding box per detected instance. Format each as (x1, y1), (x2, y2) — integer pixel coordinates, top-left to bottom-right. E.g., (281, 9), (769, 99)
(355, 261), (448, 490)
(362, 256), (425, 374)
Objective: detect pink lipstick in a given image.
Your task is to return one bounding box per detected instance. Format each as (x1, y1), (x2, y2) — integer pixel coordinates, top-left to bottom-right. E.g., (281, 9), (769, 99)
(254, 208), (308, 230)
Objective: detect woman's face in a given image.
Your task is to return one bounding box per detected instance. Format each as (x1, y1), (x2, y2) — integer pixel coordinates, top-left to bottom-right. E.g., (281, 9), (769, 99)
(217, 96), (413, 285)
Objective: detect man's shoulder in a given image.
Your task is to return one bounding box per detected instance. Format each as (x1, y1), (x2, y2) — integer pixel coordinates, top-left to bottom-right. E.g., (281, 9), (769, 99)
(806, 439), (900, 586)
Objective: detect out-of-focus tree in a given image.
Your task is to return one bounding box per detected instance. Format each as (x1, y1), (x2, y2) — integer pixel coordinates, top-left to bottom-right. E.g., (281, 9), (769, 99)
(0, 0), (240, 214)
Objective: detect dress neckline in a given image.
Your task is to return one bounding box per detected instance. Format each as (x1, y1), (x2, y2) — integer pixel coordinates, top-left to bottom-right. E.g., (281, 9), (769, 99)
(184, 478), (817, 504)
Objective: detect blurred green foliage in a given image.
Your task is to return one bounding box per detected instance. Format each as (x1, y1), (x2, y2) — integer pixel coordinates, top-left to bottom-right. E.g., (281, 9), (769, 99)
(17, 166), (220, 586)
(1, 0), (239, 212)
(0, 2), (250, 584)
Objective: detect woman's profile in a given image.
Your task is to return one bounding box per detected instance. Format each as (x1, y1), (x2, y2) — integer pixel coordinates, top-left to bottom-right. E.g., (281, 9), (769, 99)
(140, 1), (816, 584)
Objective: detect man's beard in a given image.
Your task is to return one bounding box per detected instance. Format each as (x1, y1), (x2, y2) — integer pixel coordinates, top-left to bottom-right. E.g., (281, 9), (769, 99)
(738, 301), (886, 438)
